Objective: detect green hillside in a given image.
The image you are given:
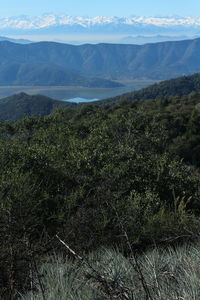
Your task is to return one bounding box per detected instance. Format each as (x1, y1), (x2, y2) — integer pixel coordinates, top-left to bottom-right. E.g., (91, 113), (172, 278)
(99, 73), (200, 105)
(1, 85), (200, 296)
(1, 72), (200, 298)
(0, 92), (76, 121)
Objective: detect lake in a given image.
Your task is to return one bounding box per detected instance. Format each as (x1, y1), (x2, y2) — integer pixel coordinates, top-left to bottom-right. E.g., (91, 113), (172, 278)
(0, 80), (158, 101)
(64, 97), (99, 103)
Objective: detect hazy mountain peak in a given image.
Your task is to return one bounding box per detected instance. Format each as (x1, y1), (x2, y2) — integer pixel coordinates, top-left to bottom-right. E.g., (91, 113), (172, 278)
(1, 14), (200, 30)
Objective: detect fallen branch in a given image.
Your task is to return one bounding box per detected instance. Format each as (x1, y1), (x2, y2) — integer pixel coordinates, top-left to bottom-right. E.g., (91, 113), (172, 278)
(56, 235), (130, 300)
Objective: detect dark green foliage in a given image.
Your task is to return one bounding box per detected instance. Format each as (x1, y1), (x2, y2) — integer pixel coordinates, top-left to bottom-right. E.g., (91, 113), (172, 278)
(1, 88), (200, 298)
(0, 92), (77, 121)
(99, 73), (200, 106)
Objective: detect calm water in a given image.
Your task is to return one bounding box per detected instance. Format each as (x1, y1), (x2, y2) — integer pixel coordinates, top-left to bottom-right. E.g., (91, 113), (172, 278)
(64, 97), (100, 103)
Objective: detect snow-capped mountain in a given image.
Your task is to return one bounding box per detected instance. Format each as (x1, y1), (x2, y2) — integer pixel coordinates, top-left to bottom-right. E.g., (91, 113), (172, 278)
(1, 14), (200, 34)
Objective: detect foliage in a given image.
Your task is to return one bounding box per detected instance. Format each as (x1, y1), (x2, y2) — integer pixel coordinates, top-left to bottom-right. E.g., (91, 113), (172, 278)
(100, 73), (200, 106)
(0, 93), (78, 121)
(1, 89), (200, 297)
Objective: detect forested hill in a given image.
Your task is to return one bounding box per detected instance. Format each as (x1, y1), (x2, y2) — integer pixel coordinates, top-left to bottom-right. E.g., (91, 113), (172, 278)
(1, 77), (200, 297)
(0, 93), (76, 121)
(101, 73), (200, 105)
(1, 38), (200, 80)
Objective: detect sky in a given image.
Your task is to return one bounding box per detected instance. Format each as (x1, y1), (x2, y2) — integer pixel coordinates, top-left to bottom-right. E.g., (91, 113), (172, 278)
(0, 0), (200, 17)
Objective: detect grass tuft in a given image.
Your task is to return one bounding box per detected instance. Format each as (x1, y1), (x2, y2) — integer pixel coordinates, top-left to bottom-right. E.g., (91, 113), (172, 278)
(21, 242), (200, 300)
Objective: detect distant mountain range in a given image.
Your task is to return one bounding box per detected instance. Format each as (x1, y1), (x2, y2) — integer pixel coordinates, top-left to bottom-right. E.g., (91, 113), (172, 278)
(1, 15), (200, 35)
(119, 35), (198, 45)
(0, 59), (123, 87)
(0, 36), (31, 44)
(1, 38), (200, 82)
(1, 34), (195, 46)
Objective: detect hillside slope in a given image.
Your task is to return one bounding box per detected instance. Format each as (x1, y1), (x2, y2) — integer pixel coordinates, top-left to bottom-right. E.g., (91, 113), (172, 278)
(1, 39), (200, 80)
(99, 73), (200, 105)
(0, 93), (76, 121)
(0, 61), (123, 87)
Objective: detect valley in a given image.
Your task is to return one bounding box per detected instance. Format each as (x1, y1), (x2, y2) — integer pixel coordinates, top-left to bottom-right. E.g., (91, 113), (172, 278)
(0, 79), (156, 100)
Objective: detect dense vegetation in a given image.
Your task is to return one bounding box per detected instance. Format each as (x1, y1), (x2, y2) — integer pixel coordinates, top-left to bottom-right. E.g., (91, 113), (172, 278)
(1, 85), (200, 298)
(108, 73), (200, 104)
(1, 38), (200, 82)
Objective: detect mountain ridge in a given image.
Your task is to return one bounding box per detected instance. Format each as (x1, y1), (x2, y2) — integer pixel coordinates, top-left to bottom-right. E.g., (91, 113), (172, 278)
(0, 60), (123, 87)
(1, 14), (200, 31)
(1, 39), (200, 80)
